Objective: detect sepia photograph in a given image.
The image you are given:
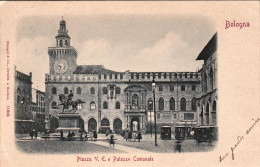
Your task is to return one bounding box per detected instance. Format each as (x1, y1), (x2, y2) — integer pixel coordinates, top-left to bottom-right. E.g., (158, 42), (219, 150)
(14, 15), (217, 154)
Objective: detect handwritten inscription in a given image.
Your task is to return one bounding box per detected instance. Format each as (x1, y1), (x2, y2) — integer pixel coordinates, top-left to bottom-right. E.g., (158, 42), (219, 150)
(219, 118), (259, 162)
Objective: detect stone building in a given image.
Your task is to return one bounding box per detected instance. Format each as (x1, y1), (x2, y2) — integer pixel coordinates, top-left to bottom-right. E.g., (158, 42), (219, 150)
(14, 68), (34, 134)
(45, 19), (202, 134)
(32, 88), (45, 132)
(196, 33), (217, 126)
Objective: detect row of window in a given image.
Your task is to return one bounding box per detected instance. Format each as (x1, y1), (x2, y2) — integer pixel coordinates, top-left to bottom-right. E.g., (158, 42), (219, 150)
(51, 84), (196, 95)
(147, 97), (196, 111)
(51, 97), (196, 111)
(51, 101), (121, 110)
(51, 87), (121, 95)
(159, 85), (196, 91)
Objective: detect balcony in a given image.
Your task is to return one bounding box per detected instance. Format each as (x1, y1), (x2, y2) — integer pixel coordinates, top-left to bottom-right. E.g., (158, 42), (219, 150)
(124, 104), (146, 113)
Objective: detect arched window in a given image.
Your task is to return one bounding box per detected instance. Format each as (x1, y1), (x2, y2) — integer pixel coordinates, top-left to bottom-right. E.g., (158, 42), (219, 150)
(101, 118), (110, 127)
(169, 97), (175, 110)
(116, 87), (121, 94)
(213, 101), (216, 112)
(158, 97), (164, 110)
(90, 87), (95, 95)
(191, 98), (196, 110)
(64, 87), (68, 94)
(148, 98), (153, 110)
(65, 40), (68, 46)
(170, 85), (174, 91)
(181, 85), (185, 91)
(159, 85), (163, 91)
(209, 68), (214, 91)
(132, 94), (139, 107)
(204, 73), (207, 92)
(103, 87), (107, 94)
(51, 101), (57, 109)
(59, 40), (63, 47)
(90, 102), (96, 110)
(77, 103), (82, 109)
(103, 101), (108, 109)
(206, 103), (210, 125)
(17, 96), (20, 103)
(180, 98), (186, 111)
(115, 101), (120, 109)
(77, 87), (82, 94)
(52, 87), (57, 94)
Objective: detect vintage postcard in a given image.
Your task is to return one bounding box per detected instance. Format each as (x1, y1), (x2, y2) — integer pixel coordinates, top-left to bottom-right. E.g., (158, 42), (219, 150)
(0, 1), (259, 167)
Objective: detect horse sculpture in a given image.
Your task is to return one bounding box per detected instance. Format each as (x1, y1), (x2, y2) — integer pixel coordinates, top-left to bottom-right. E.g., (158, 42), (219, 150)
(58, 94), (86, 113)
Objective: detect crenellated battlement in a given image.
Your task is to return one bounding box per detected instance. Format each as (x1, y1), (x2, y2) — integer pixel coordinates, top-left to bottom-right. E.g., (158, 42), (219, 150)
(45, 71), (201, 83)
(48, 47), (78, 56)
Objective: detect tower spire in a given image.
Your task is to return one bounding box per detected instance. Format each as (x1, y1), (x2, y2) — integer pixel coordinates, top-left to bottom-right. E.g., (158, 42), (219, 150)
(55, 18), (71, 47)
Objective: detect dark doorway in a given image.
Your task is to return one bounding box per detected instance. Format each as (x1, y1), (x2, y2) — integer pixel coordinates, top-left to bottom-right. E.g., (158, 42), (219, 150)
(79, 117), (85, 132)
(88, 118), (97, 132)
(113, 118), (122, 134)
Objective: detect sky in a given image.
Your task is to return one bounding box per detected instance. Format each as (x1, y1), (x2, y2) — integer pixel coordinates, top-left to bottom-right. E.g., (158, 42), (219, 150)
(15, 15), (215, 92)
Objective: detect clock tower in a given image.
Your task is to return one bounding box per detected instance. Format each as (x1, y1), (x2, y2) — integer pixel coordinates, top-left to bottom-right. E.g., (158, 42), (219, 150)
(48, 18), (77, 74)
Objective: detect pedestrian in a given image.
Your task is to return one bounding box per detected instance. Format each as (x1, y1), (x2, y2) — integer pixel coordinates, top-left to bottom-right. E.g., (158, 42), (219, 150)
(80, 130), (83, 141)
(175, 140), (182, 153)
(93, 131), (97, 141)
(132, 132), (137, 142)
(137, 131), (142, 142)
(106, 130), (109, 140)
(124, 131), (129, 141)
(84, 131), (88, 141)
(29, 129), (34, 140)
(89, 130), (93, 140)
(68, 131), (72, 141)
(72, 131), (75, 140)
(34, 129), (38, 139)
(128, 131), (132, 142)
(60, 129), (64, 141)
(109, 133), (115, 147)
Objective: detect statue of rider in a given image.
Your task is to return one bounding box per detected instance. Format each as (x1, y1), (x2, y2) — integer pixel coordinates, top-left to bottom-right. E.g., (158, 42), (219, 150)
(66, 90), (74, 108)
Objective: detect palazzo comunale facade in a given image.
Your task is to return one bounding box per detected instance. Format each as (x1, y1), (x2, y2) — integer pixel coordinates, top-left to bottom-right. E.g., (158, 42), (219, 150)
(45, 19), (202, 134)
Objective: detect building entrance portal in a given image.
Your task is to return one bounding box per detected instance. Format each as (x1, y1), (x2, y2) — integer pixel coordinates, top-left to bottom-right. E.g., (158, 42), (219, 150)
(130, 117), (140, 132)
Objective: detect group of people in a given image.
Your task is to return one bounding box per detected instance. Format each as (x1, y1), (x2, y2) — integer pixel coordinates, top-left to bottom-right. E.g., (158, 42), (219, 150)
(29, 129), (38, 139)
(124, 131), (142, 142)
(60, 129), (98, 141)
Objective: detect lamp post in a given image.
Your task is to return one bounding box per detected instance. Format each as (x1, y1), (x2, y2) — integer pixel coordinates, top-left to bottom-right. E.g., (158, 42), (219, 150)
(152, 75), (158, 146)
(149, 101), (152, 137)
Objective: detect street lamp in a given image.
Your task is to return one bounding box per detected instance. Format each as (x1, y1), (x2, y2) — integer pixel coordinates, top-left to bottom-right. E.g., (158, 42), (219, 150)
(149, 101), (153, 137)
(152, 75), (158, 146)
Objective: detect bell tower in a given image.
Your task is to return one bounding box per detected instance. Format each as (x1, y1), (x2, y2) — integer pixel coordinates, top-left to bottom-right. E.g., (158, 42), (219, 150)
(48, 17), (78, 74)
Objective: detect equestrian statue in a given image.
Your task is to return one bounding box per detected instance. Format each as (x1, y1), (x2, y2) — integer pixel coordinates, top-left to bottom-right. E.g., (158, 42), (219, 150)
(58, 90), (85, 113)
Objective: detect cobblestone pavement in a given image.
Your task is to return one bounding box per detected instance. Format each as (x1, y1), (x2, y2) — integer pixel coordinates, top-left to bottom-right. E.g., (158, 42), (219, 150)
(16, 140), (125, 154)
(16, 133), (216, 153)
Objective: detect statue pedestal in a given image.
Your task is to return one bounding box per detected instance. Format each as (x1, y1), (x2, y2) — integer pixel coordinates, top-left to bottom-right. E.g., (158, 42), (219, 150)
(56, 113), (81, 135)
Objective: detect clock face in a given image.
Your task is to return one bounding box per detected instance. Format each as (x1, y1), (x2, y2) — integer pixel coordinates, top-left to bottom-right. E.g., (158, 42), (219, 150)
(54, 59), (68, 73)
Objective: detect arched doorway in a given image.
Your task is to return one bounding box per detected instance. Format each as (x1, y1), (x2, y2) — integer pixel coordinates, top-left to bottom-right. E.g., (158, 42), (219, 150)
(101, 118), (110, 134)
(79, 117), (85, 132)
(88, 118), (97, 132)
(113, 118), (122, 134)
(50, 117), (59, 133)
(130, 117), (140, 132)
